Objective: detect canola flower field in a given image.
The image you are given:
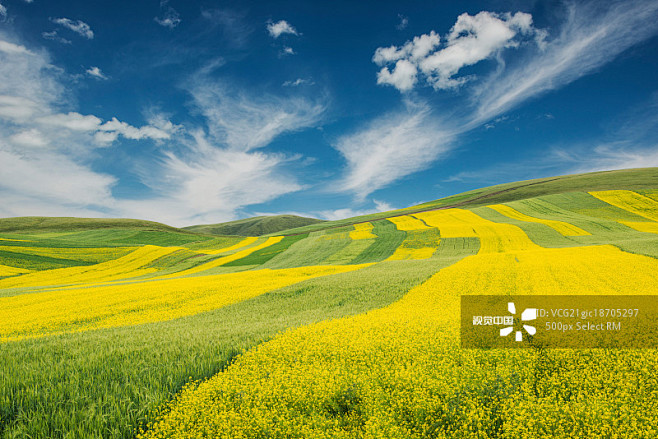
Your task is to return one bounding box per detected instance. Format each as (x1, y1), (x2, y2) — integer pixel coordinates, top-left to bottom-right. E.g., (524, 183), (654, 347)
(1, 184), (658, 438)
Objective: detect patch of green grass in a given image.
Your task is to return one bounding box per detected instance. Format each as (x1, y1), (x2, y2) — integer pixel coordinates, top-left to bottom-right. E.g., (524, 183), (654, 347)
(262, 228), (355, 269)
(182, 236), (245, 251)
(0, 250), (93, 271)
(0, 217), (185, 234)
(351, 220), (406, 264)
(184, 215), (324, 237)
(223, 234), (310, 267)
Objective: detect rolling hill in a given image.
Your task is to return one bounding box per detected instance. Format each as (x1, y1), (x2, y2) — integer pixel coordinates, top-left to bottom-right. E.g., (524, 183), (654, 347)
(0, 167), (657, 439)
(183, 214), (325, 236)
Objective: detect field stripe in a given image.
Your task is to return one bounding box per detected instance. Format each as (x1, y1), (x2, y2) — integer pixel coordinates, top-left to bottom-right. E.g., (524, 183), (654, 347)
(223, 234), (310, 267)
(0, 245), (182, 289)
(619, 221), (658, 234)
(200, 237), (258, 255)
(488, 204), (590, 236)
(155, 237), (284, 278)
(387, 215), (432, 231)
(0, 264), (370, 341)
(414, 208), (541, 253)
(590, 190), (658, 222)
(0, 264), (30, 277)
(349, 222), (377, 240)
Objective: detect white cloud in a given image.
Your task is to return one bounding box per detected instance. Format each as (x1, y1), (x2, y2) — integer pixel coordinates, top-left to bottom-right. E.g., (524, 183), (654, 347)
(282, 78), (314, 87)
(155, 1), (181, 29)
(120, 130), (304, 226)
(396, 14), (408, 30)
(37, 112), (101, 131)
(374, 12), (543, 92)
(9, 129), (48, 147)
(188, 79), (325, 151)
(0, 40), (33, 55)
(281, 46), (295, 56)
(51, 18), (94, 39)
(316, 199), (395, 221)
(470, 0), (658, 124)
(267, 20), (298, 38)
(0, 95), (40, 120)
(0, 3), (7, 21)
(376, 59), (418, 92)
(86, 66), (107, 80)
(42, 31), (72, 45)
(334, 101), (453, 200)
(566, 144), (658, 173)
(0, 148), (116, 208)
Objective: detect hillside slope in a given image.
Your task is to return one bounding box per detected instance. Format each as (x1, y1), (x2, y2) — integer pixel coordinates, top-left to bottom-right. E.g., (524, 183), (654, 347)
(184, 214), (325, 236)
(0, 216), (186, 234)
(273, 167), (658, 235)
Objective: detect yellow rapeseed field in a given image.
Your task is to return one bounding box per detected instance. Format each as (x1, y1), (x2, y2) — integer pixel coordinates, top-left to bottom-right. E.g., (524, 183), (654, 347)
(0, 264), (30, 277)
(387, 215), (432, 231)
(0, 245), (181, 289)
(488, 204), (590, 236)
(415, 208), (541, 253)
(141, 208), (658, 438)
(0, 264), (370, 341)
(590, 190), (658, 221)
(349, 223), (377, 240)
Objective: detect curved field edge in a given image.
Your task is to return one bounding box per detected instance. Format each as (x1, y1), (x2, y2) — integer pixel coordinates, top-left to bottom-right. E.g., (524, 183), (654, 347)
(0, 251), (475, 438)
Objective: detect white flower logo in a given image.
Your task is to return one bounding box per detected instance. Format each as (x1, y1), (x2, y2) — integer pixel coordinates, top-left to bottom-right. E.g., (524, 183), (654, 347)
(500, 302), (537, 341)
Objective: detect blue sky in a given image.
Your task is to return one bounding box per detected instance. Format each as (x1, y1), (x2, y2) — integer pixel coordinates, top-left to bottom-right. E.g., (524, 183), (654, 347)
(0, 0), (657, 226)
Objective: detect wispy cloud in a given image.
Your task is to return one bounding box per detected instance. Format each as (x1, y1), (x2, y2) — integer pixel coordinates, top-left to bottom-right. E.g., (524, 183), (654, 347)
(470, 0), (658, 125)
(316, 199), (395, 221)
(267, 20), (298, 38)
(86, 66), (107, 80)
(122, 130), (304, 225)
(334, 101), (453, 200)
(396, 14), (408, 30)
(155, 0), (181, 29)
(51, 17), (94, 39)
(282, 78), (314, 87)
(42, 30), (71, 44)
(0, 3), (7, 21)
(187, 78), (325, 151)
(0, 39), (33, 55)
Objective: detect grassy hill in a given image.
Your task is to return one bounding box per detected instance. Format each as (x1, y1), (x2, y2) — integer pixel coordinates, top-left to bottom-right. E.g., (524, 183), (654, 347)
(0, 216), (187, 234)
(183, 214), (325, 236)
(273, 167), (658, 235)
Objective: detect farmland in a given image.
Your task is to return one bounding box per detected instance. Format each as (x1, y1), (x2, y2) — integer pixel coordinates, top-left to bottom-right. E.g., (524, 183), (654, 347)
(1, 169), (658, 438)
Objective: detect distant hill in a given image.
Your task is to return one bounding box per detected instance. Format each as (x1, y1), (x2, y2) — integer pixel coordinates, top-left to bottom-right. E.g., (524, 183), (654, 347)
(273, 167), (658, 235)
(0, 216), (188, 233)
(183, 215), (325, 237)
